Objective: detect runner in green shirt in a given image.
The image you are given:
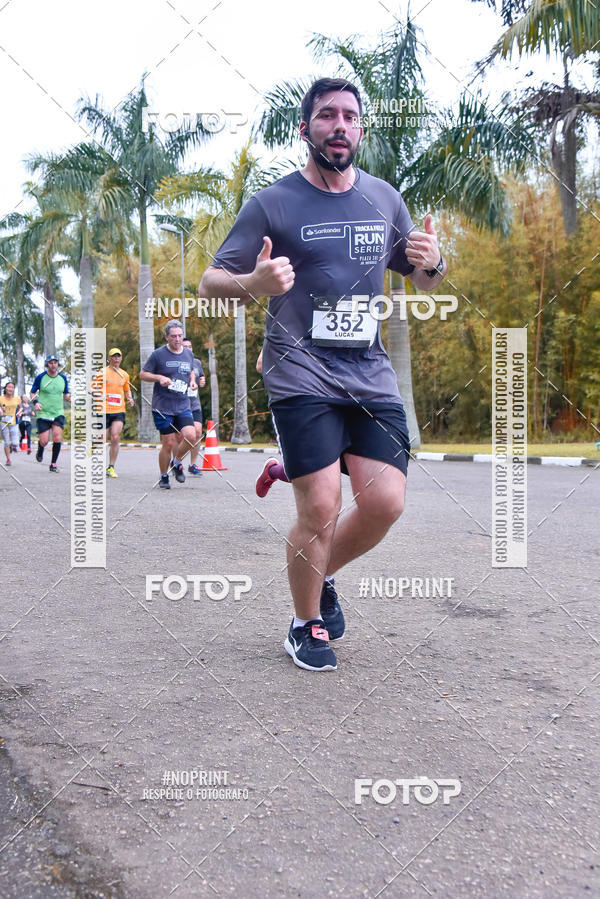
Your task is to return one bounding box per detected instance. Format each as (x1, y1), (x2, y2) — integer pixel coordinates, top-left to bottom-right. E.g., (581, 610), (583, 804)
(31, 355), (71, 473)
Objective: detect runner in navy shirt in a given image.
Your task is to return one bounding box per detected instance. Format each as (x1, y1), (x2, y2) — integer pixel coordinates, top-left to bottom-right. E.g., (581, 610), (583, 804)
(140, 320), (197, 489)
(200, 78), (448, 671)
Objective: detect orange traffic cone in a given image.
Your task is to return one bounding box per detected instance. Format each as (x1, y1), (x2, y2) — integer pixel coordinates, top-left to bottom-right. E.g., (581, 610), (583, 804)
(201, 420), (228, 471)
(20, 435), (28, 452)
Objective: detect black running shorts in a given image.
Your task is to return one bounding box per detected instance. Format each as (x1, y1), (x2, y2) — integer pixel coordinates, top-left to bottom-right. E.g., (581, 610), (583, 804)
(270, 396), (410, 481)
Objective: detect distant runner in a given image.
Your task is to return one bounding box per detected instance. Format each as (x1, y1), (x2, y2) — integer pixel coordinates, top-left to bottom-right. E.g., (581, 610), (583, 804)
(31, 355), (70, 473)
(181, 337), (206, 476)
(17, 395), (33, 454)
(1, 382), (21, 466)
(140, 320), (197, 490)
(92, 348), (134, 478)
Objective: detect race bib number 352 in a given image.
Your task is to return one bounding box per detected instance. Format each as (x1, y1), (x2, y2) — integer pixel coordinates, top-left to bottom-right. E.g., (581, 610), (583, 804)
(311, 296), (376, 348)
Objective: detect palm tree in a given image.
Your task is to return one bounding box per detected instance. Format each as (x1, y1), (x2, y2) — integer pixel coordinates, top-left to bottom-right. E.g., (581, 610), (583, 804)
(256, 18), (534, 447)
(0, 224), (44, 392)
(26, 146), (134, 327)
(78, 79), (212, 439)
(0, 206), (71, 384)
(472, 0), (600, 236)
(157, 143), (288, 442)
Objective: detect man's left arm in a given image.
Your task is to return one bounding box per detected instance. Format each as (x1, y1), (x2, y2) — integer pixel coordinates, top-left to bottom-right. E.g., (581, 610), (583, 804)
(62, 373), (71, 404)
(405, 214), (447, 291)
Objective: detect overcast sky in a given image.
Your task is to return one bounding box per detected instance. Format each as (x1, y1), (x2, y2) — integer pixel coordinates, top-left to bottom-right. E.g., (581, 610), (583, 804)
(1, 0), (587, 351)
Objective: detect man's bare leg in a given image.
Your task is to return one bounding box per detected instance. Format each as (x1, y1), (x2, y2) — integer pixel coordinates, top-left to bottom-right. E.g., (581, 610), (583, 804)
(325, 455), (406, 575)
(183, 422), (203, 466)
(109, 420), (123, 467)
(287, 460), (341, 620)
(159, 434), (178, 474)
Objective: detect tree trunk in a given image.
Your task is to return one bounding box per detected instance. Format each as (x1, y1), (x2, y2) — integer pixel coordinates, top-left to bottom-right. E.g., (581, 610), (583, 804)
(532, 241), (547, 436)
(137, 209), (155, 441)
(551, 65), (577, 237)
(80, 254), (94, 327)
(137, 263), (156, 441)
(388, 271), (421, 449)
(231, 305), (251, 443)
(207, 333), (220, 438)
(43, 281), (56, 357)
(15, 339), (25, 394)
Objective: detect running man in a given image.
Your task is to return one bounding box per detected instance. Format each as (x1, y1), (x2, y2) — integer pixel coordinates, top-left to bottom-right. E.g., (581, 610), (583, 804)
(92, 348), (134, 478)
(181, 337), (206, 476)
(140, 320), (197, 490)
(31, 355), (71, 473)
(1, 382), (21, 466)
(17, 394), (34, 453)
(200, 77), (447, 671)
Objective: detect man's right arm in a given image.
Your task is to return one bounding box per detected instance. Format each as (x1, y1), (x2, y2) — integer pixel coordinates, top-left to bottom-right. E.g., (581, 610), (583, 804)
(199, 237), (295, 305)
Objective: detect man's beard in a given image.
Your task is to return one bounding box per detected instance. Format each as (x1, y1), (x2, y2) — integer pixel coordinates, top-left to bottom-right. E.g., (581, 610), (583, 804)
(306, 129), (357, 172)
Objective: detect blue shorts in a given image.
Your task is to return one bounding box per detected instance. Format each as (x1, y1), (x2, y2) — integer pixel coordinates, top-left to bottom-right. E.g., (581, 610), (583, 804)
(152, 410), (195, 435)
(270, 396), (410, 480)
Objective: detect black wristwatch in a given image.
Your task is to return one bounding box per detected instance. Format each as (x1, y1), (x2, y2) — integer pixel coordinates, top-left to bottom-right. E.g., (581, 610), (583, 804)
(424, 254), (444, 278)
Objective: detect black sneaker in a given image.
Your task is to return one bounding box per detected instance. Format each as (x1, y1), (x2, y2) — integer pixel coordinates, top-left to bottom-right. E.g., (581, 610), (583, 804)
(49, 463), (59, 473)
(284, 620), (337, 671)
(36, 446), (43, 463)
(172, 462), (186, 483)
(320, 578), (345, 640)
(159, 474), (171, 489)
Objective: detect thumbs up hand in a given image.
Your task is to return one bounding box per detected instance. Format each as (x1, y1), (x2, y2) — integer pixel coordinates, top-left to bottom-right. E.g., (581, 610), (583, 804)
(405, 214), (441, 270)
(251, 236), (296, 296)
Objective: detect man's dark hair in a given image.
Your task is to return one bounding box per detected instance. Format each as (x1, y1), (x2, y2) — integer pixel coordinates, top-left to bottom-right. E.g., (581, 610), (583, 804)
(301, 78), (362, 124)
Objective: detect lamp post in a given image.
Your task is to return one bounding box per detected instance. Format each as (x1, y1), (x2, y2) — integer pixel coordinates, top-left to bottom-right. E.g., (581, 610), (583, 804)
(160, 223), (186, 337)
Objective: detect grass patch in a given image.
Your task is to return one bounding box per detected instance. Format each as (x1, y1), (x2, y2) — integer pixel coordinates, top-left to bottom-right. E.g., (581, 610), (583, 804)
(420, 442), (599, 457)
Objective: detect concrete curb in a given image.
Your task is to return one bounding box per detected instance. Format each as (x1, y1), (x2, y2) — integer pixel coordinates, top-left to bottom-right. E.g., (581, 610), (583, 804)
(413, 452), (599, 468)
(58, 444), (599, 466)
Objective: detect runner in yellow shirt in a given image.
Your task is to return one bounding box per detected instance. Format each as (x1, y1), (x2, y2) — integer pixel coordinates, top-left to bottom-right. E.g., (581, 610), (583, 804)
(93, 348), (134, 478)
(1, 382), (21, 466)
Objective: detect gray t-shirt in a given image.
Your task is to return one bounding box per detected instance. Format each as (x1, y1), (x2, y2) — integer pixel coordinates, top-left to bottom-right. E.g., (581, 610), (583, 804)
(187, 356), (205, 412)
(211, 169), (414, 404)
(142, 345), (194, 414)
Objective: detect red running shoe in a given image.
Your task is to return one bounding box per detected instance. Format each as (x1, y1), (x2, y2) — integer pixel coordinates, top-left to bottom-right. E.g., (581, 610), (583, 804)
(255, 457), (279, 498)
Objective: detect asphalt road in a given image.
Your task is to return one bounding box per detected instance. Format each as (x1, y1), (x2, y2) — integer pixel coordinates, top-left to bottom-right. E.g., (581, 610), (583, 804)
(1, 448), (599, 898)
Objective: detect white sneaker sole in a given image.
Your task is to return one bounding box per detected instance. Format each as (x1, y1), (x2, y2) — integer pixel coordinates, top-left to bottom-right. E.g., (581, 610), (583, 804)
(284, 638), (337, 671)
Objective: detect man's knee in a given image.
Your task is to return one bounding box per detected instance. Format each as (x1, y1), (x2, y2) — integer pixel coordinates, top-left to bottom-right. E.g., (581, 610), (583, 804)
(298, 494), (342, 532)
(360, 494), (404, 528)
